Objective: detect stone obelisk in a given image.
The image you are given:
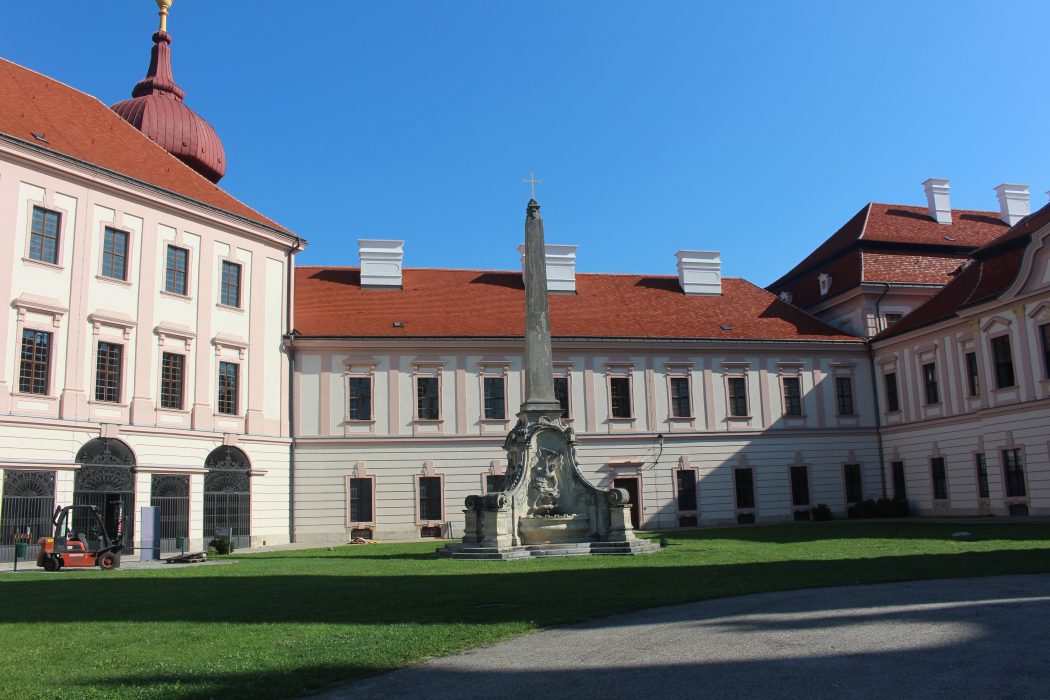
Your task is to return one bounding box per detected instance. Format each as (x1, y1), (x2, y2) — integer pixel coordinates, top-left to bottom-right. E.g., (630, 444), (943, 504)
(519, 198), (564, 423)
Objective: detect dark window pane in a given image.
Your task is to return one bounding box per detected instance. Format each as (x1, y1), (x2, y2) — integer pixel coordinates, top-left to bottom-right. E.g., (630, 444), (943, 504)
(349, 478), (373, 522)
(1002, 449), (1026, 498)
(610, 377), (632, 418)
(922, 363), (939, 404)
(782, 377), (802, 416)
(486, 474), (505, 493)
(884, 372), (900, 412)
(670, 377), (691, 417)
(19, 329), (51, 395)
(676, 470), (697, 511)
(885, 313), (902, 328)
(844, 463), (863, 503)
(419, 476), (442, 521)
(417, 377), (439, 419)
(991, 335), (1015, 389)
(931, 457), (948, 500)
(728, 377), (748, 416)
(29, 207), (60, 264)
(790, 465), (810, 506)
(217, 361), (239, 415)
(483, 376), (505, 420)
(348, 377), (372, 420)
(221, 260), (242, 307)
(553, 377), (570, 418)
(892, 461), (907, 500)
(1041, 325), (1050, 380)
(160, 352), (184, 410)
(165, 245), (189, 295)
(975, 453), (989, 499)
(965, 352), (980, 397)
(94, 342), (122, 403)
(734, 468), (755, 509)
(835, 377), (854, 416)
(102, 227), (129, 281)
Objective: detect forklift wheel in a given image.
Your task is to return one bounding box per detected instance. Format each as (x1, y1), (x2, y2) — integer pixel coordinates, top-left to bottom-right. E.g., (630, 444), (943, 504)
(98, 552), (120, 571)
(43, 556), (60, 572)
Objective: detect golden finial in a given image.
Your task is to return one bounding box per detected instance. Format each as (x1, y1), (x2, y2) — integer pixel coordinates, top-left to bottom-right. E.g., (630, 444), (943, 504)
(157, 0), (173, 32)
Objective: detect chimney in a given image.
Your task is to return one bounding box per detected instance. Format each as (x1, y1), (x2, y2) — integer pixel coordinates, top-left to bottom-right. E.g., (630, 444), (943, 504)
(923, 178), (952, 224)
(676, 250), (721, 295)
(358, 239), (404, 288)
(994, 183), (1030, 226)
(518, 244), (577, 293)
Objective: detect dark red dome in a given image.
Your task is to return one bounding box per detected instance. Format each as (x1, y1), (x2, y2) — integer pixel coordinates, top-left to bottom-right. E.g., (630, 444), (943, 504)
(112, 31), (226, 183)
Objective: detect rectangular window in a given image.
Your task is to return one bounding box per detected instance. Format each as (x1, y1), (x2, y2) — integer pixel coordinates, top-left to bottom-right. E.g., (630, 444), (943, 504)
(843, 463), (863, 504)
(734, 468), (755, 509)
(418, 476), (442, 521)
(835, 376), (855, 416)
(101, 227), (129, 281)
(782, 377), (802, 416)
(965, 352), (980, 397)
(790, 465), (810, 507)
(891, 461), (907, 500)
(94, 342), (123, 403)
(159, 352), (185, 410)
(348, 377), (372, 421)
(727, 377), (748, 417)
(931, 457), (948, 500)
(485, 474), (505, 493)
(220, 260), (242, 307)
(975, 453), (990, 499)
(1041, 324), (1050, 379)
(991, 335), (1015, 389)
(884, 313), (902, 328)
(483, 376), (506, 420)
(29, 206), (60, 264)
(18, 329), (51, 395)
(922, 362), (939, 404)
(1002, 448), (1026, 498)
(609, 376), (632, 418)
(884, 372), (900, 412)
(553, 376), (570, 418)
(165, 245), (189, 295)
(348, 478), (373, 523)
(670, 377), (691, 417)
(416, 376), (439, 420)
(676, 470), (697, 511)
(217, 361), (239, 415)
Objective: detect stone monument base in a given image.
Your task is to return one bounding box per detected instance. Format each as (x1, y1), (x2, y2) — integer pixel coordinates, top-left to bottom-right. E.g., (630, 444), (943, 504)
(436, 538), (659, 561)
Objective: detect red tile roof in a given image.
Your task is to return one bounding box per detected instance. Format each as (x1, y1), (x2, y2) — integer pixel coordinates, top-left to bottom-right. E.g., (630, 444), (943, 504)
(861, 252), (965, 285)
(0, 57), (291, 236)
(294, 267), (861, 342)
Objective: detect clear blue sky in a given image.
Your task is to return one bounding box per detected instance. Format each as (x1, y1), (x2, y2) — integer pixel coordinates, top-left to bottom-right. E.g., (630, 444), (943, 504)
(3, 2), (1047, 286)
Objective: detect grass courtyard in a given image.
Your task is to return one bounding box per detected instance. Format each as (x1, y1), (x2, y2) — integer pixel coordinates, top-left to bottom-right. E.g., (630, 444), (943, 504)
(2, 521), (1049, 699)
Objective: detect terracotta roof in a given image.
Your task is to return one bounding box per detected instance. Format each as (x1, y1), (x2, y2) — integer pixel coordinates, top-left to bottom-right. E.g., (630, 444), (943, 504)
(769, 202), (1007, 295)
(0, 57), (291, 236)
(294, 267), (860, 342)
(861, 252), (966, 285)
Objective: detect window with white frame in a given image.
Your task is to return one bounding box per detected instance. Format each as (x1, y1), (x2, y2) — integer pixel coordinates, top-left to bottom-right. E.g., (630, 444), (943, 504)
(843, 463), (863, 504)
(160, 351), (185, 410)
(922, 362), (939, 405)
(1002, 448), (1026, 498)
(884, 372), (900, 412)
(414, 365), (442, 421)
(165, 244), (189, 296)
(220, 260), (242, 308)
(217, 361), (239, 415)
(418, 475), (443, 522)
(727, 376), (748, 417)
(348, 376), (372, 421)
(347, 477), (374, 523)
(18, 329), (52, 395)
(965, 352), (980, 397)
(29, 206), (61, 265)
(834, 376), (855, 416)
(666, 364), (692, 418)
(930, 457), (948, 500)
(101, 227), (129, 281)
(790, 465), (810, 507)
(781, 375), (802, 416)
(606, 365), (633, 419)
(990, 334), (1015, 389)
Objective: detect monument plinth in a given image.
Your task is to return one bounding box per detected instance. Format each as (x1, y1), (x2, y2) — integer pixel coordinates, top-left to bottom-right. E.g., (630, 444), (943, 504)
(438, 197), (658, 559)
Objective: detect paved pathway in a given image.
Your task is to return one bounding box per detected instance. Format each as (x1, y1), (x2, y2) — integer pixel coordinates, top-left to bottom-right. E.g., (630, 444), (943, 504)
(314, 574), (1050, 699)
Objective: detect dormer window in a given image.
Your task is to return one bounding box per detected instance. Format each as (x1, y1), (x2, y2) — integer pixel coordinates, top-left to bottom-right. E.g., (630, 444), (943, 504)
(779, 291), (794, 304)
(818, 273), (832, 296)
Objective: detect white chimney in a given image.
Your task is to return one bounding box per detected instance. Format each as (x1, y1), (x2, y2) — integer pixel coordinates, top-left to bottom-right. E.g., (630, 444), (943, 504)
(518, 244), (577, 293)
(923, 178), (952, 224)
(675, 250), (721, 295)
(358, 239), (404, 288)
(994, 183), (1030, 226)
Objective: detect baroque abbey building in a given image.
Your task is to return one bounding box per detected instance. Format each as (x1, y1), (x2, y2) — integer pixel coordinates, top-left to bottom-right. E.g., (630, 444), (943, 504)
(0, 11), (1047, 558)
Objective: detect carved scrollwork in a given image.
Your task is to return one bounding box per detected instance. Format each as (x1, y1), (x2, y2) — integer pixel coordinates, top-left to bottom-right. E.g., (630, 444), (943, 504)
(607, 487), (630, 505)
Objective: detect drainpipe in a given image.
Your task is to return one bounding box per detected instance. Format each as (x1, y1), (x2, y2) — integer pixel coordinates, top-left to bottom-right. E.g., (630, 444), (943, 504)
(286, 249), (297, 543)
(868, 282), (890, 498)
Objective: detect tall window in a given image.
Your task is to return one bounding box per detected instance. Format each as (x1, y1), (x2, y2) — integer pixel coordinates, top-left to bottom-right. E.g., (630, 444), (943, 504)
(348, 478), (373, 523)
(734, 468), (755, 509)
(835, 377), (855, 416)
(217, 361), (239, 415)
(348, 377), (372, 421)
(884, 372), (900, 412)
(485, 474), (505, 493)
(29, 206), (60, 264)
(676, 470), (697, 511)
(94, 342), (123, 403)
(483, 377), (506, 420)
(790, 465), (810, 507)
(931, 457), (948, 500)
(922, 363), (939, 404)
(18, 329), (51, 395)
(965, 352), (980, 397)
(843, 463), (862, 504)
(165, 245), (189, 295)
(1041, 324), (1050, 379)
(101, 227), (129, 281)
(159, 352), (185, 410)
(670, 377), (691, 417)
(782, 377), (802, 416)
(1002, 448), (1026, 498)
(418, 476), (442, 521)
(553, 376), (570, 418)
(220, 260), (242, 307)
(990, 335), (1015, 389)
(416, 377), (439, 420)
(891, 461), (907, 500)
(609, 376), (632, 418)
(727, 377), (748, 416)
(975, 453), (990, 499)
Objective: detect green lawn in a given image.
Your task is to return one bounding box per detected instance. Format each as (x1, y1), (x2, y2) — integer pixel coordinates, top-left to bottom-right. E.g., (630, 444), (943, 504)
(2, 521), (1049, 699)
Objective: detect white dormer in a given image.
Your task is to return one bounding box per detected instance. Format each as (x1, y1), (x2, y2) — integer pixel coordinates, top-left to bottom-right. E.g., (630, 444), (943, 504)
(518, 244), (577, 293)
(675, 250), (721, 295)
(779, 291), (794, 304)
(818, 273), (832, 296)
(358, 239), (404, 288)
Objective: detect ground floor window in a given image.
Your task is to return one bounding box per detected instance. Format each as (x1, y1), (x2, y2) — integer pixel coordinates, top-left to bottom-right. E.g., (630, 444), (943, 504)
(790, 465), (810, 507)
(1002, 449), (1026, 498)
(975, 453), (990, 499)
(204, 447), (251, 548)
(931, 457), (948, 500)
(151, 475), (190, 552)
(734, 468), (755, 510)
(418, 476), (443, 522)
(676, 469), (697, 512)
(843, 464), (862, 504)
(347, 477), (374, 523)
(891, 461), (906, 500)
(0, 470), (55, 563)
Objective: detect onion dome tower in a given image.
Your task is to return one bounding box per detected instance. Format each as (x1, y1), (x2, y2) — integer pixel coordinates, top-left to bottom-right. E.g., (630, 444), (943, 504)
(112, 0), (226, 182)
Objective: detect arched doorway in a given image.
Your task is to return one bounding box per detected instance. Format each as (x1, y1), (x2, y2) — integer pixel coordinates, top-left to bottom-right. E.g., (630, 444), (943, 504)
(204, 446), (251, 549)
(0, 470), (55, 562)
(74, 438), (136, 554)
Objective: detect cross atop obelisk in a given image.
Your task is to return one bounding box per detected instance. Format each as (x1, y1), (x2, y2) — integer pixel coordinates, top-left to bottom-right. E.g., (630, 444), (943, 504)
(519, 196), (562, 420)
(522, 172), (543, 200)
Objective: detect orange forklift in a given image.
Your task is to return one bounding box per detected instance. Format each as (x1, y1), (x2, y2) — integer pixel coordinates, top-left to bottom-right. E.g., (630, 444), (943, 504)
(36, 503), (125, 571)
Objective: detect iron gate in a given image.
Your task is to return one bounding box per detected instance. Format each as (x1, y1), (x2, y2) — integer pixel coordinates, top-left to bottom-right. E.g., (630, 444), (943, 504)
(74, 439), (136, 555)
(0, 470), (55, 563)
(151, 475), (189, 554)
(204, 447), (251, 549)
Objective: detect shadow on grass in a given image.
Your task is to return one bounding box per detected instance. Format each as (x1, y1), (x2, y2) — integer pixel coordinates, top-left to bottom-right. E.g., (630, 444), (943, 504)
(667, 520), (1050, 544)
(2, 548), (1049, 626)
(232, 552), (440, 561)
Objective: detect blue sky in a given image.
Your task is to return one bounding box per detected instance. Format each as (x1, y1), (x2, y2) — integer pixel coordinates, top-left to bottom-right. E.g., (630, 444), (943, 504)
(3, 2), (1047, 285)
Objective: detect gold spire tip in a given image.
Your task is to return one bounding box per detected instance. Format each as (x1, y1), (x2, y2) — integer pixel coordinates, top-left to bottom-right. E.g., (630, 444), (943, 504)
(156, 0), (173, 32)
